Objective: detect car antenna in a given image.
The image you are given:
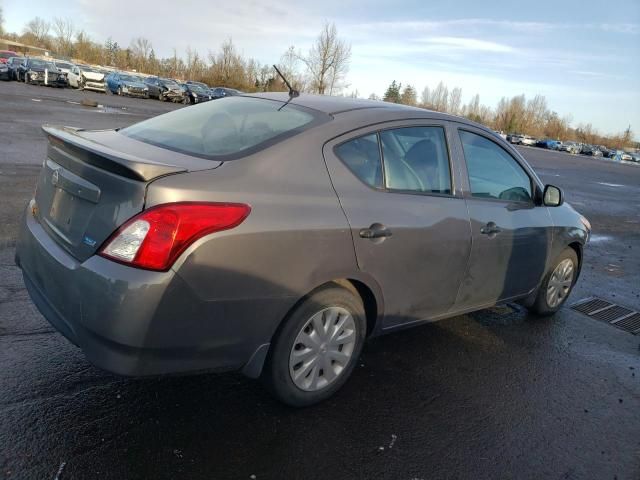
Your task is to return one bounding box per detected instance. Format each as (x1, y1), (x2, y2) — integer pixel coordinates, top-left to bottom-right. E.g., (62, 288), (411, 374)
(273, 64), (299, 111)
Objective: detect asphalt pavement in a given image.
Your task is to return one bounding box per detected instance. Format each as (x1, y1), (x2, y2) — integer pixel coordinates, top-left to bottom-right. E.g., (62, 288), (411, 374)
(0, 81), (639, 480)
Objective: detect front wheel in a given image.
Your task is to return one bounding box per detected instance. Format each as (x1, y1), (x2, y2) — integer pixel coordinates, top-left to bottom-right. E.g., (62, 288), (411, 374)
(528, 248), (579, 316)
(262, 285), (366, 407)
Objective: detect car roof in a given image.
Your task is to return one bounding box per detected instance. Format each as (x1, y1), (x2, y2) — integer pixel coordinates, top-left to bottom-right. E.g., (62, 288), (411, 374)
(243, 92), (424, 115)
(241, 92), (485, 133)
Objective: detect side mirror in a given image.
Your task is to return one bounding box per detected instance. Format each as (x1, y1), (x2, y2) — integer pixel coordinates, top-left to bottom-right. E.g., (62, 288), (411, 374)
(543, 184), (563, 207)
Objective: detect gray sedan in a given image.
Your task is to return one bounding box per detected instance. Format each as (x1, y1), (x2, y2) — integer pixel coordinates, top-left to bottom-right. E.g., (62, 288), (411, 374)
(15, 94), (590, 406)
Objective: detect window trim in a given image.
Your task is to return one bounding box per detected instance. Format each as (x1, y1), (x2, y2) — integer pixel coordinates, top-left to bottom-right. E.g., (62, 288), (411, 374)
(457, 127), (536, 205)
(332, 123), (456, 198)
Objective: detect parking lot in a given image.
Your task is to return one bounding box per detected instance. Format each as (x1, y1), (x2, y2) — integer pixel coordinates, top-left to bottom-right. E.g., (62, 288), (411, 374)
(1, 81), (639, 480)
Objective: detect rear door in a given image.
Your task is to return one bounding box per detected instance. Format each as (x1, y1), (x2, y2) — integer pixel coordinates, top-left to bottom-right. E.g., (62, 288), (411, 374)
(323, 121), (472, 328)
(450, 126), (552, 309)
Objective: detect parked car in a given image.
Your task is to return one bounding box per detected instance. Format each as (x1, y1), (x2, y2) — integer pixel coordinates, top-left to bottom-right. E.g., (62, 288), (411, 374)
(144, 77), (184, 102)
(186, 80), (210, 90)
(6, 57), (24, 80)
(508, 133), (523, 144)
(53, 60), (75, 85)
(0, 62), (9, 81)
(628, 153), (640, 163)
(105, 72), (149, 98)
(210, 87), (242, 99)
(520, 135), (536, 146)
(585, 148), (603, 157)
(17, 58), (65, 86)
(559, 141), (580, 154)
(15, 94), (590, 406)
(620, 151), (633, 162)
(182, 83), (212, 104)
(536, 139), (561, 150)
(0, 50), (18, 64)
(68, 65), (106, 92)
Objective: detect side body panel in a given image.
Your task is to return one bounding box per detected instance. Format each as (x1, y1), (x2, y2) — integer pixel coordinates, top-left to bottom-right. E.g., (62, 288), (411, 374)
(146, 128), (360, 342)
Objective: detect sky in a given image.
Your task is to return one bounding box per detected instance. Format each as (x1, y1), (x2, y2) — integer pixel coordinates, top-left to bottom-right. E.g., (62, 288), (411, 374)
(2, 0), (639, 135)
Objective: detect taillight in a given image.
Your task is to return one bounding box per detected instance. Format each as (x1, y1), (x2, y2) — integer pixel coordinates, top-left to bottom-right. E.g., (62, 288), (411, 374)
(98, 202), (251, 271)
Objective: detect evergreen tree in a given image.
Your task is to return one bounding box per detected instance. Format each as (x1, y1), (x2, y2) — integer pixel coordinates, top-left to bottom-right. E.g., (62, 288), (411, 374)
(383, 80), (401, 103)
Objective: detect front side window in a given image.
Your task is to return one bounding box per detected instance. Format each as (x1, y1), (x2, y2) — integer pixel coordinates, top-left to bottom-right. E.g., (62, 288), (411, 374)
(380, 126), (451, 194)
(459, 130), (532, 202)
(122, 96), (326, 160)
(335, 134), (383, 188)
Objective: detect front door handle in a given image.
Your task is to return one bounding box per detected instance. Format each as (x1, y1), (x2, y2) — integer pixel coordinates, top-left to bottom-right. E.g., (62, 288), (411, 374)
(359, 224), (393, 239)
(480, 222), (502, 236)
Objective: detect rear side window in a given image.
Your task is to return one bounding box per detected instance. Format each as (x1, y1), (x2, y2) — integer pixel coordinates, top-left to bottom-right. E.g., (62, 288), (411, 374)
(122, 97), (326, 160)
(335, 134), (383, 188)
(380, 127), (451, 194)
(459, 130), (532, 202)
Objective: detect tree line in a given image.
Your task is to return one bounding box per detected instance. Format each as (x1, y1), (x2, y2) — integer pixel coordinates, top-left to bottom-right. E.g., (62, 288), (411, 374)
(3, 16), (351, 95)
(379, 80), (634, 149)
(0, 10), (633, 148)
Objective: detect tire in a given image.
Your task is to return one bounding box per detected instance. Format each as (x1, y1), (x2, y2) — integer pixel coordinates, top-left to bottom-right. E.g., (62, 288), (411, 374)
(25, 73), (29, 84)
(262, 284), (366, 407)
(528, 248), (579, 316)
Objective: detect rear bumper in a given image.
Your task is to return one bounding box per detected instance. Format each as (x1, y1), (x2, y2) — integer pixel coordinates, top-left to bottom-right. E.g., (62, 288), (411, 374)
(16, 205), (285, 377)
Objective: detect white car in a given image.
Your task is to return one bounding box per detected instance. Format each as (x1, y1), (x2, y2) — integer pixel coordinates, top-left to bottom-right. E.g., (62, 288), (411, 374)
(520, 135), (536, 146)
(559, 142), (580, 154)
(53, 60), (75, 84)
(67, 65), (106, 92)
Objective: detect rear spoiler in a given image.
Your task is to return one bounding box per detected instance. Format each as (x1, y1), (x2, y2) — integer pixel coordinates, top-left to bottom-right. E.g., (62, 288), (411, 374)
(42, 125), (187, 182)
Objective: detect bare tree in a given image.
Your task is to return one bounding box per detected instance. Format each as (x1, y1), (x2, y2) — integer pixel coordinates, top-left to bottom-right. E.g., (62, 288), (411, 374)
(279, 46), (306, 91)
(24, 17), (50, 45)
(420, 86), (431, 108)
(431, 81), (448, 112)
(448, 87), (462, 115)
(300, 22), (351, 95)
(52, 17), (75, 56)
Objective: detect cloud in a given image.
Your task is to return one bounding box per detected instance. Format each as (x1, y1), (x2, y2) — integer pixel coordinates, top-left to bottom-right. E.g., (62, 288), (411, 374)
(418, 36), (515, 53)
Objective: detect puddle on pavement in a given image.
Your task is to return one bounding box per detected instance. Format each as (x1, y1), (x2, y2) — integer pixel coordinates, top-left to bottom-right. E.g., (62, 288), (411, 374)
(95, 106), (132, 115)
(589, 234), (613, 243)
(597, 182), (625, 187)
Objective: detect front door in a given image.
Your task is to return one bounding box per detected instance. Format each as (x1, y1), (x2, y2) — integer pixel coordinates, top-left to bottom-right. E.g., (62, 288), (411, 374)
(452, 127), (552, 310)
(323, 122), (472, 328)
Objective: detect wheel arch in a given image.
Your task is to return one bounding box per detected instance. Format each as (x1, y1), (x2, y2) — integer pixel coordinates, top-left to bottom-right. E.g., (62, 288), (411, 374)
(242, 275), (384, 379)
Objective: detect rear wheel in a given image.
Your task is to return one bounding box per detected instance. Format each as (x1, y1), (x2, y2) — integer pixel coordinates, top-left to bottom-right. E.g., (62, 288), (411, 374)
(528, 248), (579, 316)
(262, 285), (366, 407)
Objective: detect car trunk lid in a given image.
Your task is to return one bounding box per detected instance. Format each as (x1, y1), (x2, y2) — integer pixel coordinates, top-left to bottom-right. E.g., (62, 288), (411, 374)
(34, 125), (222, 261)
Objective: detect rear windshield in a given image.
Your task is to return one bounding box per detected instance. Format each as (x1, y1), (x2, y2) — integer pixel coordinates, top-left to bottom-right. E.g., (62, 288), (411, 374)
(121, 96), (327, 160)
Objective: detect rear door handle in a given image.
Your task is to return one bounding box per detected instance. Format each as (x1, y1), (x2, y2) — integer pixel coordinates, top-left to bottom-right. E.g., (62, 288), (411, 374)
(359, 224), (392, 239)
(480, 222), (502, 236)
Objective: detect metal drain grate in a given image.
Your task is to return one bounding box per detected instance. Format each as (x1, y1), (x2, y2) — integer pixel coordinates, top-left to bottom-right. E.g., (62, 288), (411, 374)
(612, 312), (640, 334)
(571, 297), (640, 335)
